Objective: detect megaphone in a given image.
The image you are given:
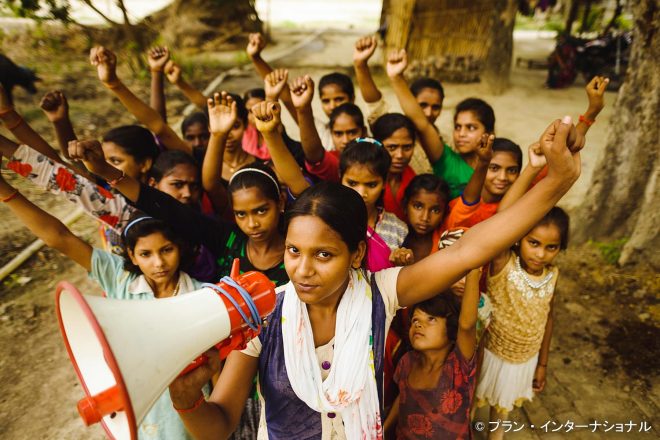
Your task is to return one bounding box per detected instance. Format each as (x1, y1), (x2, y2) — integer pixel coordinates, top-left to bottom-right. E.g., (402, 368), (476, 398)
(55, 259), (276, 440)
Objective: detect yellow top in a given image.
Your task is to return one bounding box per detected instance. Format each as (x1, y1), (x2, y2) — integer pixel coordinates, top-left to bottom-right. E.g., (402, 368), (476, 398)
(485, 253), (558, 363)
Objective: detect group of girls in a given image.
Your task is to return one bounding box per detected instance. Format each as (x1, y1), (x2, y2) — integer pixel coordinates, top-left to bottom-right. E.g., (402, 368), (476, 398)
(0, 31), (608, 440)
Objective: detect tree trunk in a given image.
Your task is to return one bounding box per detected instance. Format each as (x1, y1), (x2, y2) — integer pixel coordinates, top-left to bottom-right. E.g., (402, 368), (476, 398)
(144, 0), (262, 50)
(482, 0), (518, 95)
(565, 0), (579, 34)
(572, 0), (659, 269)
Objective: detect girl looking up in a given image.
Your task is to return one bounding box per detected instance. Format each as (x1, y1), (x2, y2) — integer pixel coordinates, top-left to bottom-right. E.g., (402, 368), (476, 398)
(0, 162), (207, 440)
(384, 268), (482, 439)
(162, 113), (580, 439)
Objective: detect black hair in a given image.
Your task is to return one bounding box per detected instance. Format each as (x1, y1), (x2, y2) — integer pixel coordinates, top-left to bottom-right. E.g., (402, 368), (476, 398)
(536, 207), (570, 250)
(228, 161), (281, 203)
(492, 138), (523, 170)
(147, 150), (200, 183)
(339, 139), (391, 182)
(102, 125), (159, 163)
(181, 112), (209, 136)
(371, 113), (416, 145)
(410, 293), (460, 342)
(410, 77), (445, 101)
(455, 98), (495, 133)
(318, 72), (355, 100)
(329, 103), (364, 130)
(121, 216), (194, 275)
(228, 93), (249, 125)
(403, 174), (450, 209)
(285, 181), (366, 253)
(243, 88), (265, 102)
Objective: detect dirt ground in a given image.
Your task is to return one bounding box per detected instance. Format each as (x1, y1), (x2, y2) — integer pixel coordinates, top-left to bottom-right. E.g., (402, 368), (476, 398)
(0, 27), (658, 439)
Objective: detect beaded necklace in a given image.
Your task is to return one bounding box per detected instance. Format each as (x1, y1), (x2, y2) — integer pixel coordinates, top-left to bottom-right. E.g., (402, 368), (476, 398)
(509, 256), (554, 299)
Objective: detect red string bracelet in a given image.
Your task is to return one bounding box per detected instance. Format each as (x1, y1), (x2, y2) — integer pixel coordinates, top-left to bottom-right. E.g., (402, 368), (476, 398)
(4, 116), (24, 130)
(108, 170), (126, 187)
(579, 114), (595, 127)
(173, 394), (205, 414)
(0, 107), (14, 117)
(1, 190), (20, 203)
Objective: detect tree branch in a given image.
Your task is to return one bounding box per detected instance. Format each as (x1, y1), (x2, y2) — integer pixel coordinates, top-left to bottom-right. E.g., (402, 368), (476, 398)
(81, 0), (120, 26)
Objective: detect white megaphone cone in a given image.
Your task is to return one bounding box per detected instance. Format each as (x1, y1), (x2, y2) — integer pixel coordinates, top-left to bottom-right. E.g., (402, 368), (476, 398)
(55, 259), (276, 440)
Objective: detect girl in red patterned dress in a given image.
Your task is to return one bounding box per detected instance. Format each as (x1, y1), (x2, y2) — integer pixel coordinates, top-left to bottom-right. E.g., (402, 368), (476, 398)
(384, 267), (481, 439)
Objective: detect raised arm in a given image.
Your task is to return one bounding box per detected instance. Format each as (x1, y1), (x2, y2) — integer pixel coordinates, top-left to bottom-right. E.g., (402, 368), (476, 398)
(0, 84), (62, 163)
(89, 46), (191, 153)
(202, 92), (235, 215)
(39, 90), (77, 159)
(575, 75), (609, 148)
(460, 134), (493, 204)
(247, 33), (298, 123)
(396, 116), (580, 307)
(146, 46), (170, 121)
(353, 35), (382, 103)
(386, 49), (444, 163)
(289, 75), (326, 163)
(0, 157), (92, 271)
(253, 101), (310, 196)
(456, 268), (481, 359)
(68, 139), (231, 254)
(164, 59), (208, 111)
(497, 142), (546, 213)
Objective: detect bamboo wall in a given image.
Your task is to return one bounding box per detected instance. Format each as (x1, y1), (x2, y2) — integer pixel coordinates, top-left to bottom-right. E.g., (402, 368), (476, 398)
(384, 0), (495, 82)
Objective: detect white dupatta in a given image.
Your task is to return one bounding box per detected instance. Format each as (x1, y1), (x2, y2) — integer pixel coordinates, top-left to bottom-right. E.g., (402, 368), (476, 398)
(281, 269), (383, 439)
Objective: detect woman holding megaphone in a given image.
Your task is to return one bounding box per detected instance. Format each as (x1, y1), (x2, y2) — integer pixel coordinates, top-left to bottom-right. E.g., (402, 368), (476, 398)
(0, 152), (212, 440)
(167, 105), (579, 439)
(65, 98), (580, 439)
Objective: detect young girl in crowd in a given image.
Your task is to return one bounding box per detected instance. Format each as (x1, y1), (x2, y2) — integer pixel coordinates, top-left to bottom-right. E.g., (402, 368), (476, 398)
(67, 132), (289, 288)
(251, 101), (408, 272)
(441, 136), (522, 231)
(391, 174), (450, 266)
(476, 207), (569, 440)
(246, 32), (354, 149)
(352, 35), (438, 174)
(385, 267), (482, 439)
(283, 73), (417, 221)
(0, 159), (206, 440)
(284, 73), (365, 175)
(241, 88), (271, 160)
(181, 112), (211, 159)
(157, 113), (580, 440)
(387, 49), (497, 199)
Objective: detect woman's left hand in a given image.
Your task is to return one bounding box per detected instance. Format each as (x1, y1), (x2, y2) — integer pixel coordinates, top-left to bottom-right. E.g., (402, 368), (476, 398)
(532, 365), (547, 392)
